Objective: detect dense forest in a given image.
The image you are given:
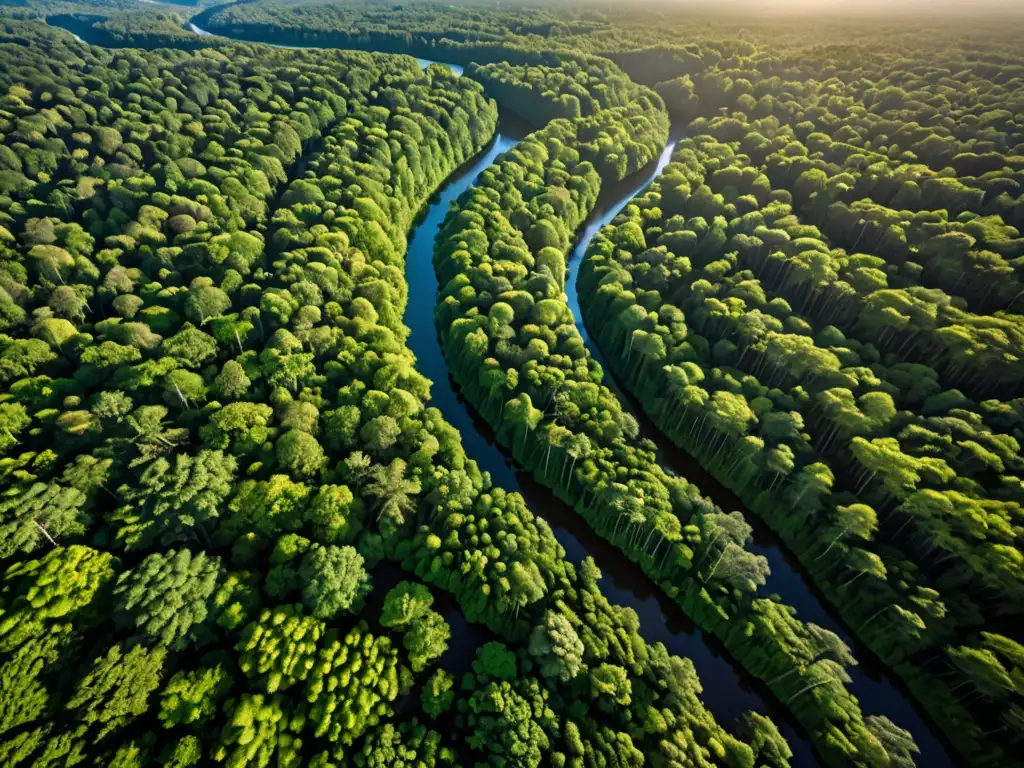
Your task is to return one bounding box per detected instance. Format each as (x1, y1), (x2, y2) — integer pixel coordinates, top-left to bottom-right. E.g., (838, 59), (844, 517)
(0, 0), (1022, 766)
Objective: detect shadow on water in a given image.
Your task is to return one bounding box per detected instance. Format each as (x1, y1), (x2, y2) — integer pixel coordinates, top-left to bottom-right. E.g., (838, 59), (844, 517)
(563, 141), (959, 768)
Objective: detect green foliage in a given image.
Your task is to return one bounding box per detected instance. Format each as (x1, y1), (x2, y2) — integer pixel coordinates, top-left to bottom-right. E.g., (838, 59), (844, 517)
(12, 6), (1017, 766)
(380, 581), (434, 630)
(0, 632), (68, 736)
(0, 481), (89, 559)
(113, 549), (221, 650)
(237, 606), (325, 694)
(298, 545), (371, 619)
(159, 664), (233, 728)
(420, 669), (455, 719)
(213, 693), (304, 768)
(402, 610), (450, 673)
(67, 643), (165, 741)
(110, 451), (236, 550)
(475, 641), (518, 682)
(0, 545), (115, 651)
(528, 609), (585, 682)
(354, 721), (453, 767)
(460, 652), (552, 768)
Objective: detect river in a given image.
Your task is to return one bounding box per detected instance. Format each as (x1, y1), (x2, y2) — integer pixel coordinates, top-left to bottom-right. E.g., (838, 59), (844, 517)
(47, 16), (956, 765)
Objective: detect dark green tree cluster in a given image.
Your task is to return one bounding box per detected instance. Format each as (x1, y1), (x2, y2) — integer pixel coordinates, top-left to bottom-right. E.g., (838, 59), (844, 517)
(194, 0), (594, 61)
(44, 10), (221, 50)
(446, 554), (782, 768)
(353, 720), (454, 768)
(0, 21), (496, 765)
(8, 2), (1017, 764)
(380, 581), (450, 672)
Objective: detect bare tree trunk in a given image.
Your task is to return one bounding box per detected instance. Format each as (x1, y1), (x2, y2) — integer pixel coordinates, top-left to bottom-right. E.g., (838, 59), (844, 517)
(33, 519), (57, 547)
(837, 569), (870, 590)
(858, 604), (892, 633)
(814, 525), (849, 561)
(786, 677), (838, 705)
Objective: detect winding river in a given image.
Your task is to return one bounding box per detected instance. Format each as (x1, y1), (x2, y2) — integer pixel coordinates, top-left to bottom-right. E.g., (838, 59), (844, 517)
(48, 16), (958, 766)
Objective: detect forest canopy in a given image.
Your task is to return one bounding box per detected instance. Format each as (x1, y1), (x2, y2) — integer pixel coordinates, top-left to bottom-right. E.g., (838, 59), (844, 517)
(0, 1), (1022, 767)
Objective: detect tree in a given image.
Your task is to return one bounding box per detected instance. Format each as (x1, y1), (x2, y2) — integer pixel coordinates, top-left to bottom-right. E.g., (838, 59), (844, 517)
(421, 669), (455, 718)
(0, 481), (88, 558)
(308, 484), (358, 545)
(380, 582), (434, 630)
(475, 642), (518, 682)
(213, 693), (304, 768)
(403, 610), (450, 672)
(159, 664), (232, 727)
(111, 451), (236, 550)
(946, 644), (1015, 701)
(185, 285), (231, 325)
(589, 663), (631, 711)
(113, 549), (221, 651)
(91, 391), (133, 424)
(353, 721), (453, 768)
(221, 475), (311, 543)
(0, 402), (30, 454)
(162, 326), (218, 369)
(212, 360), (251, 400)
(67, 644), (165, 741)
(736, 711), (793, 768)
(814, 503), (878, 562)
(299, 545), (371, 619)
(504, 393), (542, 455)
(236, 606), (325, 694)
(463, 678), (550, 768)
(528, 610), (584, 682)
(48, 286), (87, 322)
(163, 369), (206, 409)
(0, 632), (68, 736)
(275, 429), (326, 477)
(160, 736), (201, 768)
(0, 545), (115, 651)
(360, 415), (401, 456)
(305, 622), (405, 747)
(365, 458), (420, 527)
(867, 716), (920, 768)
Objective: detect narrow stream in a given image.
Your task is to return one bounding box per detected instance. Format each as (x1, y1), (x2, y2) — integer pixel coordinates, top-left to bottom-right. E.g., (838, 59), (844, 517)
(563, 148), (957, 768)
(48, 17), (953, 764)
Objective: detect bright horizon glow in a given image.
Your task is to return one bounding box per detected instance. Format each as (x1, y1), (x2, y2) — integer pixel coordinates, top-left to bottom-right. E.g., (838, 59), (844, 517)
(613, 0), (1024, 18)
